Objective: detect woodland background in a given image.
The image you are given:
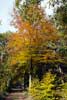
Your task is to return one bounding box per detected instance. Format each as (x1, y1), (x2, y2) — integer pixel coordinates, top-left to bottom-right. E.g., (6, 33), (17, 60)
(0, 0), (67, 100)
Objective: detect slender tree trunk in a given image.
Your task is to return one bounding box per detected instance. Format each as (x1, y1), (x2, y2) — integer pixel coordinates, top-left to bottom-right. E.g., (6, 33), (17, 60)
(29, 74), (32, 89)
(29, 57), (32, 89)
(58, 65), (64, 83)
(1, 52), (3, 63)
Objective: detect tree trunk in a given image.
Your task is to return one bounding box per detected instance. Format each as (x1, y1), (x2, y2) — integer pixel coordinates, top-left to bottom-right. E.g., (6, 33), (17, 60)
(29, 57), (32, 89)
(29, 74), (32, 89)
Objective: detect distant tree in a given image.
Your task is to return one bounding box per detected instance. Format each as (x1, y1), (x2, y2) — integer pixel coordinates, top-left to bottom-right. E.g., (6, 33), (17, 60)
(49, 0), (67, 34)
(15, 0), (43, 7)
(0, 33), (11, 94)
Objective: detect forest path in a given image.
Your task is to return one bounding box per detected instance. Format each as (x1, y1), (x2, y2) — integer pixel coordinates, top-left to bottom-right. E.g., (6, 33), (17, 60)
(5, 92), (33, 100)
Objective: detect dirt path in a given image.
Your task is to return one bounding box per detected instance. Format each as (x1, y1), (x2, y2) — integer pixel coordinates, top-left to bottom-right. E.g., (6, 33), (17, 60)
(5, 92), (33, 100)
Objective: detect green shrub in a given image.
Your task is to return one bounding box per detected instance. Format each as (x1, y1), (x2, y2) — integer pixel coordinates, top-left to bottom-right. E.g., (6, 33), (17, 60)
(29, 72), (55, 100)
(61, 82), (67, 100)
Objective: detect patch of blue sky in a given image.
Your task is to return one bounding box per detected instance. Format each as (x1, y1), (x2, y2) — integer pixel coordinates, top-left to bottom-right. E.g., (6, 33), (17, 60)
(0, 0), (53, 33)
(0, 0), (16, 33)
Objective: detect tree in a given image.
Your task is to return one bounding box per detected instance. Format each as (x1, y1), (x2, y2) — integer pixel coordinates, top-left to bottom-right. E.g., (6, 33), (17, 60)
(15, 0), (43, 7)
(48, 0), (67, 87)
(7, 0), (62, 89)
(7, 3), (61, 89)
(0, 33), (11, 96)
(49, 0), (67, 34)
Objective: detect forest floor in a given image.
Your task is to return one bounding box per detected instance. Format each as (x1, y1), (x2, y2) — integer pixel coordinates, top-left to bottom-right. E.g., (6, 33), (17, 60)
(5, 92), (33, 100)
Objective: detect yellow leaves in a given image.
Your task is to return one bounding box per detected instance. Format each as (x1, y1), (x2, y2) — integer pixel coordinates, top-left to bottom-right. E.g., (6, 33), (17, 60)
(42, 72), (55, 84)
(8, 49), (30, 66)
(29, 72), (55, 100)
(33, 49), (61, 63)
(7, 33), (23, 48)
(7, 33), (30, 54)
(61, 83), (67, 99)
(15, 51), (30, 63)
(43, 50), (59, 60)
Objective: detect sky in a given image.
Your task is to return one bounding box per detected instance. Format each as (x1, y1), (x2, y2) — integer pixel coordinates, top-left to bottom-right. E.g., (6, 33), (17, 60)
(0, 0), (16, 33)
(0, 0), (53, 33)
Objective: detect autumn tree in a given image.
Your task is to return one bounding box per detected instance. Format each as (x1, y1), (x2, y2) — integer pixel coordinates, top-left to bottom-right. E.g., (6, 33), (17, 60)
(6, 0), (61, 89)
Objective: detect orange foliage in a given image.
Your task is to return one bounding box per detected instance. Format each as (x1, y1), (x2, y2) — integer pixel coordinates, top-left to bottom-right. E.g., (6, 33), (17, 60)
(7, 8), (60, 66)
